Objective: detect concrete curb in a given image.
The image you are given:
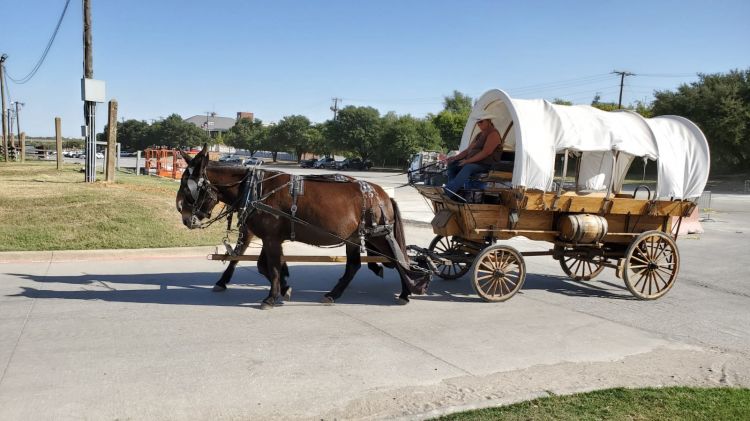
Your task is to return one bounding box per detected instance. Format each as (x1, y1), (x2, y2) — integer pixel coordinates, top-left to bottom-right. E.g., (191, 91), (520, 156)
(0, 246), (217, 263)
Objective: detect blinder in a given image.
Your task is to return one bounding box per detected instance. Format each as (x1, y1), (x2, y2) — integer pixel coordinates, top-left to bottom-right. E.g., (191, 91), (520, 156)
(181, 159), (217, 222)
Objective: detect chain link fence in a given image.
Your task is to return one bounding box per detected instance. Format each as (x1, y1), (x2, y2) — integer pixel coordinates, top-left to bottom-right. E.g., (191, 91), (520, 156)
(697, 190), (714, 221)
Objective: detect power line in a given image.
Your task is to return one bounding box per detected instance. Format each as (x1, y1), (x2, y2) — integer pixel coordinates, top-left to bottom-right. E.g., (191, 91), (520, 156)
(7, 0), (72, 84)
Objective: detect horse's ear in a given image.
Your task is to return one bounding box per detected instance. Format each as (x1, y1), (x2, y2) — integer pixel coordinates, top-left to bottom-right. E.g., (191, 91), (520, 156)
(202, 143), (208, 153)
(179, 149), (192, 165)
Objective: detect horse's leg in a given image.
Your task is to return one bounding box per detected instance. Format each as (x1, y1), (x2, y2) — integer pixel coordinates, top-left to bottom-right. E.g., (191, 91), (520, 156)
(396, 266), (411, 305)
(260, 240), (284, 310)
(322, 243), (362, 304)
(280, 262), (292, 300)
(258, 247), (292, 301)
(213, 230), (251, 292)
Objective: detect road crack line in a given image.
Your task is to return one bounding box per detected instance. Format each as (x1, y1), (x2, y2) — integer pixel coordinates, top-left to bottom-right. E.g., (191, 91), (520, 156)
(332, 307), (474, 377)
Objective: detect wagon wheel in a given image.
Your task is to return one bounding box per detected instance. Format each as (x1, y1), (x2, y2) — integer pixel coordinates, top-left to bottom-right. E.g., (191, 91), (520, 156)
(622, 231), (680, 300)
(559, 253), (605, 281)
(471, 244), (526, 302)
(428, 235), (472, 280)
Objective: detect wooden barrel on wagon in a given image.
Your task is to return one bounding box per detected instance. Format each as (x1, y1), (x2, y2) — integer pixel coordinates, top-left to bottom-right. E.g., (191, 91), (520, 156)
(557, 214), (608, 244)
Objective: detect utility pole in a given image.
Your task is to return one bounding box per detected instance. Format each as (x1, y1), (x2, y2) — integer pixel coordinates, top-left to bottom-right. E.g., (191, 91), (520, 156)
(7, 107), (13, 150)
(612, 70), (635, 109)
(83, 0), (96, 181)
(13, 101), (23, 148)
(1, 54), (8, 162)
(330, 97), (341, 120)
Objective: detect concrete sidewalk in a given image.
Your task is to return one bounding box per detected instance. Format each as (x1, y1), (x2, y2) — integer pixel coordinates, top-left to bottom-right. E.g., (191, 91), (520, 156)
(1, 194), (749, 419)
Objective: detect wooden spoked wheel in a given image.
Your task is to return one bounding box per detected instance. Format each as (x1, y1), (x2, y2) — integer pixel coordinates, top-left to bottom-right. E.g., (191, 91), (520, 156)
(471, 245), (526, 302)
(623, 231), (680, 300)
(559, 253), (605, 281)
(428, 235), (472, 280)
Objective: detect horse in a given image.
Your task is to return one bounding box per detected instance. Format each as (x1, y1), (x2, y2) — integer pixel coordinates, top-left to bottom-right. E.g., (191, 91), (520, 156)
(175, 146), (430, 310)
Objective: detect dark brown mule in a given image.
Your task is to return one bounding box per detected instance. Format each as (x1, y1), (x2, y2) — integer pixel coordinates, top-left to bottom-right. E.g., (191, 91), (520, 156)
(175, 146), (428, 309)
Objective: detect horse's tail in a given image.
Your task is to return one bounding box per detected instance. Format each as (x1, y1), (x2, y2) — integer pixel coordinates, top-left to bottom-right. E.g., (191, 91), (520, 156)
(390, 198), (407, 259)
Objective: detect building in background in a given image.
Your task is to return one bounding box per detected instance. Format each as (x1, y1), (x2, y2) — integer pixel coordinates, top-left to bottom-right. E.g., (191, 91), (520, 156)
(184, 111), (253, 138)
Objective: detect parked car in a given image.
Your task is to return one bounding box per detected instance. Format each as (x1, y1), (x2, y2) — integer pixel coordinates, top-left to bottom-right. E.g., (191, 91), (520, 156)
(322, 159), (340, 169)
(243, 157), (263, 167)
(299, 158), (317, 168)
(313, 157), (335, 168)
(219, 154), (243, 164)
(336, 158), (373, 170)
(220, 155), (243, 164)
(95, 152), (105, 159)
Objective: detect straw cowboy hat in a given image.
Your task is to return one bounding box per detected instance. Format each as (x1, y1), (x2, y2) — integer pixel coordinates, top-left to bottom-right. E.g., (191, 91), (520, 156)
(475, 110), (495, 122)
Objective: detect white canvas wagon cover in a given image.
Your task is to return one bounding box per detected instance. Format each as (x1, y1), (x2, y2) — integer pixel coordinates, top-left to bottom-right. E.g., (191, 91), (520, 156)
(460, 89), (710, 200)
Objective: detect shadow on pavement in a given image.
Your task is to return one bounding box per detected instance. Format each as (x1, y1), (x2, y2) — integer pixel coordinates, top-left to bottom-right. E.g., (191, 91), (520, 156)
(402, 272), (633, 303)
(6, 265), (634, 308)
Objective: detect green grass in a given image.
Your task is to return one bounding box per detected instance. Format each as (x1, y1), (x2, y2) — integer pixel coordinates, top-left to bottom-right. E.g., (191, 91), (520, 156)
(0, 162), (226, 251)
(435, 387), (750, 420)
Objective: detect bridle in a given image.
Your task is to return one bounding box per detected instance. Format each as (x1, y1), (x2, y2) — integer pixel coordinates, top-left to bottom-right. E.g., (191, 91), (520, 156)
(183, 163), (221, 226)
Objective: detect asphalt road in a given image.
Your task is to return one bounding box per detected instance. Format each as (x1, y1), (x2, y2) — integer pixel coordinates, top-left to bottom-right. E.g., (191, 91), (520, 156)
(1, 166), (749, 420)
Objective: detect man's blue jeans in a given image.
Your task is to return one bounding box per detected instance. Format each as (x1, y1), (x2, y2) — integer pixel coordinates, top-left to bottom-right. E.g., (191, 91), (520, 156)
(444, 161), (490, 199)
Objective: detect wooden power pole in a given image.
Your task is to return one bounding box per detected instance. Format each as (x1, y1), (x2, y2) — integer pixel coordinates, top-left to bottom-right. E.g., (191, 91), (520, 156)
(56, 117), (63, 170)
(1, 54), (8, 162)
(83, 0), (96, 181)
(105, 100), (117, 182)
(612, 70), (635, 109)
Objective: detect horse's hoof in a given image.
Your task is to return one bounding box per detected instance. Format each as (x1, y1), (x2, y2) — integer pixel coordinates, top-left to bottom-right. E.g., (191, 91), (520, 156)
(283, 287), (293, 301)
(396, 297), (410, 305)
(260, 302), (274, 310)
(321, 296), (334, 305)
(212, 284), (227, 292)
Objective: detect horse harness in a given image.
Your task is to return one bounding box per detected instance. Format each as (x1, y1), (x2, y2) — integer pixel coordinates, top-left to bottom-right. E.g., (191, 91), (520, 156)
(186, 165), (426, 283)
(285, 174), (392, 250)
(189, 168), (397, 260)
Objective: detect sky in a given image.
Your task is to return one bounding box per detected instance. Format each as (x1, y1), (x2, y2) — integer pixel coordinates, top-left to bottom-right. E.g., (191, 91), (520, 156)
(1, 0), (748, 138)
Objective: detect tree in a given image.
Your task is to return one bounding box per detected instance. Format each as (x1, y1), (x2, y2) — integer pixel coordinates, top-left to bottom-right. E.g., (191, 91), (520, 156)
(432, 111), (466, 151)
(328, 106), (381, 161)
(378, 113), (442, 166)
(306, 123), (328, 156)
(432, 91), (473, 151)
(443, 90), (473, 114)
(591, 93), (619, 112)
(98, 119), (151, 151)
(224, 118), (266, 156)
(267, 115), (314, 162)
(652, 69), (750, 171)
(552, 98), (573, 105)
(148, 114), (209, 148)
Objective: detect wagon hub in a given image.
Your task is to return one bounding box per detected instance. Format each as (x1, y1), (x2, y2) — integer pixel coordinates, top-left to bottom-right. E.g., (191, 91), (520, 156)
(648, 261), (658, 271)
(494, 269), (506, 278)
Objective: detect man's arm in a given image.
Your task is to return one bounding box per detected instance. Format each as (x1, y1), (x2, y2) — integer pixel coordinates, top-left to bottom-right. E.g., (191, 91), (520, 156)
(446, 149), (469, 163)
(462, 131), (502, 164)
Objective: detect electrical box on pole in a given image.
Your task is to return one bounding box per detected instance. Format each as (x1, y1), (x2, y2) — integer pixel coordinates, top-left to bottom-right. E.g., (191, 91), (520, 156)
(81, 78), (106, 103)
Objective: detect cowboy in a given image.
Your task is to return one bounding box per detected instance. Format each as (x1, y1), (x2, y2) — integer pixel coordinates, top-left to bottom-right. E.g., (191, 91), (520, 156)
(443, 111), (505, 200)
